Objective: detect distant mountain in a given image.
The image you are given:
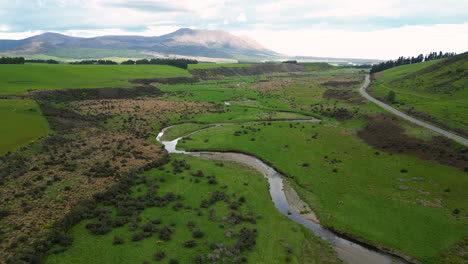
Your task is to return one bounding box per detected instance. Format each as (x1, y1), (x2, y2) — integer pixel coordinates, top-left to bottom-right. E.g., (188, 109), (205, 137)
(0, 28), (281, 62)
(0, 28), (383, 63)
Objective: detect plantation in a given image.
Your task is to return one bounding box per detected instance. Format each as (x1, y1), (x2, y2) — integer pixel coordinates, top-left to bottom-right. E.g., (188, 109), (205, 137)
(0, 63), (190, 95)
(0, 99), (50, 155)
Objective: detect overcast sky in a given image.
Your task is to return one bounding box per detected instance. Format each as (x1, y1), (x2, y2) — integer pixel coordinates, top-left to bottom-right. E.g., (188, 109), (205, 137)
(0, 0), (467, 59)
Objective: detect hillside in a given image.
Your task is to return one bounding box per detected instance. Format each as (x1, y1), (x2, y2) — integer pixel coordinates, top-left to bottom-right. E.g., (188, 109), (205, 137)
(0, 29), (383, 63)
(0, 29), (280, 62)
(370, 52), (468, 136)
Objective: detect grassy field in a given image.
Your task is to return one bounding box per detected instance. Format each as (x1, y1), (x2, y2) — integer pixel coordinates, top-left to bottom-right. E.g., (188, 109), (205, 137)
(370, 54), (468, 135)
(300, 62), (336, 71)
(0, 64), (190, 95)
(161, 123), (212, 141)
(0, 99), (50, 155)
(188, 63), (251, 70)
(179, 120), (467, 263)
(2, 64), (466, 264)
(153, 71), (467, 263)
(44, 155), (340, 264)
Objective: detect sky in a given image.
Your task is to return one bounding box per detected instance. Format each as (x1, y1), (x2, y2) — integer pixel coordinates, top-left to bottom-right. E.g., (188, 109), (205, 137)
(0, 0), (467, 59)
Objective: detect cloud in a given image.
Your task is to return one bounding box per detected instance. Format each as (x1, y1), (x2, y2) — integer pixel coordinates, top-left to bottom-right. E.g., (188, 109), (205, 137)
(233, 23), (468, 59)
(1, 0), (467, 58)
(107, 1), (185, 12)
(0, 25), (11, 32)
(236, 12), (247, 22)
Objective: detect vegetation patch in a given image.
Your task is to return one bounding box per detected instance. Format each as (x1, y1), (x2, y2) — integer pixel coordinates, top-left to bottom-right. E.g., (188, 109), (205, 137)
(43, 155), (341, 264)
(357, 114), (468, 169)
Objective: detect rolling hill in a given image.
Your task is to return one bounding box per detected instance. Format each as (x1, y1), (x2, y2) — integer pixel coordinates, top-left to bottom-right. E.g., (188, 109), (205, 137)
(0, 28), (383, 63)
(370, 52), (468, 136)
(0, 29), (280, 62)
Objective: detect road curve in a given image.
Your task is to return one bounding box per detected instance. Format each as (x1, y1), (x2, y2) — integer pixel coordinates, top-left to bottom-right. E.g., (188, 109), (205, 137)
(359, 74), (468, 146)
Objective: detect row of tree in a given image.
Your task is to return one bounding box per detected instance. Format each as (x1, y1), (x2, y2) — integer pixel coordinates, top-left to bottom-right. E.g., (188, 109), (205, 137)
(370, 51), (457, 73)
(121, 58), (198, 69)
(0, 56), (25, 64)
(25, 59), (59, 64)
(70, 60), (118, 65)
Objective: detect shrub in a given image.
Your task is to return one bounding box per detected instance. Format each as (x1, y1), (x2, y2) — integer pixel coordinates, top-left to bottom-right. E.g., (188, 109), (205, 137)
(192, 229), (204, 238)
(113, 236), (124, 245)
(182, 239), (197, 248)
(169, 259), (179, 264)
(154, 250), (166, 261)
(131, 232), (145, 241)
(159, 227), (173, 241)
(86, 222), (111, 235)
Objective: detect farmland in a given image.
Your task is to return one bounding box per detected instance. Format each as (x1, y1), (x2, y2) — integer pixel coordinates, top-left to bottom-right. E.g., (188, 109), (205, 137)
(0, 99), (50, 155)
(0, 64), (190, 95)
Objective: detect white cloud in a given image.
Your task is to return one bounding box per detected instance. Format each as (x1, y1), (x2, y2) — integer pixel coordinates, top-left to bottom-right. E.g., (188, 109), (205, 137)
(0, 26), (183, 39)
(236, 12), (247, 22)
(0, 24), (11, 32)
(233, 24), (468, 59)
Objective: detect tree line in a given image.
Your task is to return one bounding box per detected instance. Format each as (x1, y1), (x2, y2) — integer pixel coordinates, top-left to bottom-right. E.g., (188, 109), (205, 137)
(25, 59), (59, 64)
(121, 58), (198, 69)
(70, 60), (118, 65)
(0, 57), (199, 69)
(370, 51), (457, 73)
(0, 56), (25, 64)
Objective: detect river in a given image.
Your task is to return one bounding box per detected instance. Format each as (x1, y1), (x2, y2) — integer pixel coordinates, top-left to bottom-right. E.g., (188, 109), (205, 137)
(157, 122), (411, 264)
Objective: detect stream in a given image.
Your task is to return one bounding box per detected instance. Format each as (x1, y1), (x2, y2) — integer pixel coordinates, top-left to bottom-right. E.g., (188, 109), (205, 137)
(156, 122), (409, 264)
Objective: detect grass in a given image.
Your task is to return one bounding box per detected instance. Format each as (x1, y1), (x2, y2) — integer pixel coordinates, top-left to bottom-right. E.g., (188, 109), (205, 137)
(178, 120), (467, 263)
(161, 123), (212, 141)
(44, 155), (340, 264)
(0, 64), (190, 95)
(0, 99), (50, 155)
(188, 63), (251, 70)
(300, 62), (336, 71)
(370, 55), (468, 134)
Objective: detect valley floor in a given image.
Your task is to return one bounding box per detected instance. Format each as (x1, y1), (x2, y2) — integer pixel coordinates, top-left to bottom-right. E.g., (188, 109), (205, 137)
(0, 64), (466, 264)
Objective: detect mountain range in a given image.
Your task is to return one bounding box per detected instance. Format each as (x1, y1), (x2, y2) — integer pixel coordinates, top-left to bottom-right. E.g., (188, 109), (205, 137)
(0, 28), (382, 64)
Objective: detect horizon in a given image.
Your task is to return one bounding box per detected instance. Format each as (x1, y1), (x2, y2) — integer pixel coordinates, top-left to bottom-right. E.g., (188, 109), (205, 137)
(0, 0), (467, 60)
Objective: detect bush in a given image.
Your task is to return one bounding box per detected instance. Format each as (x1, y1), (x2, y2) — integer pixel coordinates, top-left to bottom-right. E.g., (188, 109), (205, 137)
(154, 250), (165, 261)
(182, 239), (197, 248)
(113, 236), (124, 245)
(169, 259), (179, 264)
(158, 227), (173, 241)
(58, 235), (74, 247)
(192, 229), (204, 238)
(86, 222), (111, 235)
(131, 232), (146, 241)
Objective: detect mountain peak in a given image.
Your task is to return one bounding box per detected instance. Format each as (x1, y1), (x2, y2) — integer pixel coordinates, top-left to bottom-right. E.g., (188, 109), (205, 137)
(0, 28), (279, 61)
(160, 28), (268, 51)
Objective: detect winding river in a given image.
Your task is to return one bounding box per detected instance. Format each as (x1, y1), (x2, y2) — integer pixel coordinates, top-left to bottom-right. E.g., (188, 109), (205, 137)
(156, 122), (410, 264)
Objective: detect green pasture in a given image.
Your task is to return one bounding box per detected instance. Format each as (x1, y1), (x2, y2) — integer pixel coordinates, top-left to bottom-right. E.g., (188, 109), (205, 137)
(179, 120), (467, 263)
(370, 55), (468, 134)
(44, 155), (340, 264)
(0, 99), (50, 155)
(0, 64), (190, 95)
